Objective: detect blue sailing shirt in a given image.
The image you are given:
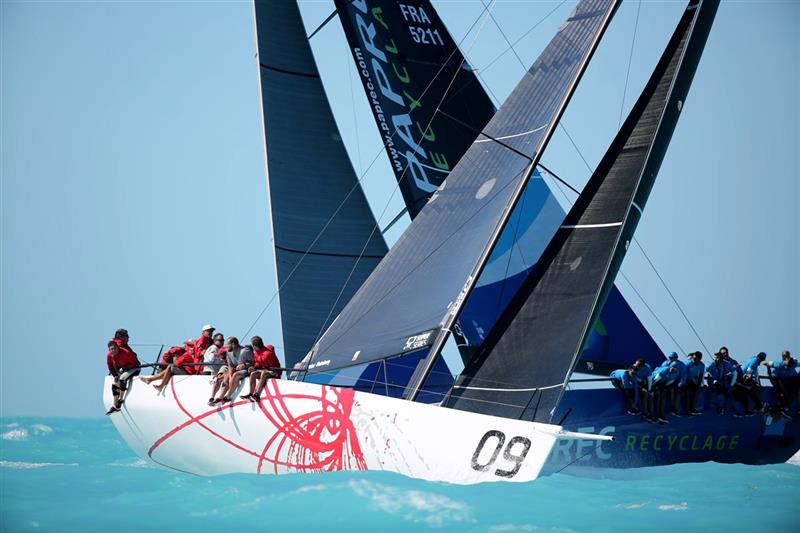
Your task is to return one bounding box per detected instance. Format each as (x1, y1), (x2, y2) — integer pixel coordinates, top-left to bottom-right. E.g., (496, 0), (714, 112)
(685, 360), (705, 385)
(655, 360), (685, 386)
(741, 356), (764, 379)
(651, 364), (674, 386)
(770, 360), (798, 379)
(610, 369), (635, 389)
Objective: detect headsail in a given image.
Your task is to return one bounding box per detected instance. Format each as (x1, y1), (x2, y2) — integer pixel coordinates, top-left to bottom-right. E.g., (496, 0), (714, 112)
(444, 0), (719, 422)
(254, 0), (388, 367)
(335, 0), (496, 218)
(305, 0), (619, 376)
(337, 0), (664, 372)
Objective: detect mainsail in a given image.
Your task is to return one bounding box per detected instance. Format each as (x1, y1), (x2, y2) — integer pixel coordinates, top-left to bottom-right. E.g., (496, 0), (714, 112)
(254, 0), (388, 367)
(337, 0), (664, 371)
(305, 0), (619, 376)
(444, 0), (719, 422)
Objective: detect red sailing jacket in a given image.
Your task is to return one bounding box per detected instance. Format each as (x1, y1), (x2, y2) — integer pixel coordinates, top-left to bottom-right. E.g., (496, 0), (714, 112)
(161, 346), (186, 366)
(254, 345), (281, 378)
(106, 338), (140, 375)
(194, 335), (213, 366)
(174, 350), (196, 374)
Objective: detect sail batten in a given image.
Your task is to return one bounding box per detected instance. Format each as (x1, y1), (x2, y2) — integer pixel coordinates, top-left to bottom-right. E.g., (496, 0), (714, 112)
(444, 0), (719, 422)
(306, 0), (620, 376)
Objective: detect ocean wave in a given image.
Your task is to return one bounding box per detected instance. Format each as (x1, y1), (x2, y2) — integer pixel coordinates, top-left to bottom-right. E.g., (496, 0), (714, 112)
(107, 458), (156, 469)
(657, 502), (688, 511)
(347, 479), (474, 526)
(2, 428), (28, 441)
(614, 502), (649, 510)
(490, 525), (575, 532)
(0, 460), (79, 469)
(31, 424), (53, 434)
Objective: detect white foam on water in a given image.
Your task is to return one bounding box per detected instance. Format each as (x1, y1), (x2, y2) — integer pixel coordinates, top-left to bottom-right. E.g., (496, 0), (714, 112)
(657, 502), (688, 511)
(31, 424), (53, 434)
(2, 428), (28, 441)
(614, 502), (649, 509)
(0, 461), (79, 469)
(347, 479), (474, 526)
(108, 458), (156, 469)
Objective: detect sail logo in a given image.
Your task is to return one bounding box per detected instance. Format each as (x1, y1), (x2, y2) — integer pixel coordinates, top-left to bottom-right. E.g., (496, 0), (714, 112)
(344, 0), (452, 200)
(403, 330), (435, 351)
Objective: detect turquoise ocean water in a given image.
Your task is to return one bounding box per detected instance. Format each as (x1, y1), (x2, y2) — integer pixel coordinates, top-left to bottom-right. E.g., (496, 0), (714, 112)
(1, 417), (797, 532)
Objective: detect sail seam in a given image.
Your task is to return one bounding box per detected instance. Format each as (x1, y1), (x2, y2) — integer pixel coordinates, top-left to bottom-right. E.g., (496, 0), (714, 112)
(259, 62), (319, 78)
(560, 221), (623, 229)
(274, 244), (384, 259)
(474, 125), (547, 143)
(452, 383), (562, 392)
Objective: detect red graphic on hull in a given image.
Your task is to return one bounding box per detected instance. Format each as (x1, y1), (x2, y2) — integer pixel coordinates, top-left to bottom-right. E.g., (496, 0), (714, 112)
(146, 379), (367, 475)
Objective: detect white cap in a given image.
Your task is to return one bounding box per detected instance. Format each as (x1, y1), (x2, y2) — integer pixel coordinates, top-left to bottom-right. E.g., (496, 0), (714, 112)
(202, 324), (215, 332)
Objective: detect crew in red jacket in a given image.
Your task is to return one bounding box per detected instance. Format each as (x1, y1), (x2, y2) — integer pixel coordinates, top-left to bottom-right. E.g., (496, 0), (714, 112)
(241, 337), (281, 401)
(106, 329), (141, 415)
(142, 338), (198, 392)
(193, 325), (215, 369)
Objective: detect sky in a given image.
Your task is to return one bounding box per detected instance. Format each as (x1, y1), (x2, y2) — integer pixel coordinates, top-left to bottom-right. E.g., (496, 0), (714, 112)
(1, 0), (797, 418)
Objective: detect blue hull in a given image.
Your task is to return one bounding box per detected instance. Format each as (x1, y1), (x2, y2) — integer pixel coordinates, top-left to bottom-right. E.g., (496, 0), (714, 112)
(545, 386), (800, 471)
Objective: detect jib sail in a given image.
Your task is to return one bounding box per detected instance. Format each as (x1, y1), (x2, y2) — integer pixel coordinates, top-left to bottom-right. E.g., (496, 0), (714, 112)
(253, 0), (388, 367)
(444, 0), (719, 422)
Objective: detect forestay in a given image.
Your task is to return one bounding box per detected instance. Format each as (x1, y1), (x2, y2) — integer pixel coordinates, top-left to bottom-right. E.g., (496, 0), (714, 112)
(305, 0), (619, 373)
(254, 0), (388, 368)
(445, 0), (720, 422)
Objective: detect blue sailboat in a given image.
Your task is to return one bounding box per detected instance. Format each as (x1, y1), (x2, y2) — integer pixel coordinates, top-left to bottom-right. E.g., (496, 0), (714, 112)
(258, 0), (800, 471)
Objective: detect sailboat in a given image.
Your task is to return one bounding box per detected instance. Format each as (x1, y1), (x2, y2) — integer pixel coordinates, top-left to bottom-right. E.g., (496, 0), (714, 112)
(104, 0), (800, 481)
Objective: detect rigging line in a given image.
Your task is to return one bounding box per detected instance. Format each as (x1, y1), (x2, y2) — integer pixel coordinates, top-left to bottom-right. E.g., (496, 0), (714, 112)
(619, 271), (686, 355)
(480, 0), (528, 74)
(559, 122), (594, 174)
(381, 206), (408, 234)
(307, 1), (500, 352)
(346, 36), (362, 175)
(306, 0), (355, 40)
(242, 3), (497, 340)
(618, 0), (642, 128)
(631, 237), (711, 354)
(478, 0), (569, 75)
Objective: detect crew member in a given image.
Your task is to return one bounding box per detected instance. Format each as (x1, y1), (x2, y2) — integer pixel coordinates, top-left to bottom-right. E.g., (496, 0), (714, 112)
(203, 333), (226, 375)
(241, 339), (281, 402)
(105, 330), (141, 415)
(610, 366), (639, 415)
(650, 362), (676, 424)
(659, 352), (686, 416)
(141, 339), (195, 393)
(633, 358), (653, 421)
(737, 352), (766, 416)
(706, 351), (734, 415)
(683, 352), (705, 416)
(193, 324), (215, 370)
(766, 351), (798, 417)
(210, 336), (254, 405)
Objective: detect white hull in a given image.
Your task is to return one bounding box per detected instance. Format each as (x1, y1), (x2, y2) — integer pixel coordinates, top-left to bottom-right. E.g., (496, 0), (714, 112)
(104, 376), (602, 484)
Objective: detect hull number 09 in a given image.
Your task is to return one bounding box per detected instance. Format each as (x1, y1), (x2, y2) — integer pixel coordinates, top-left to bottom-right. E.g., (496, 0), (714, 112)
(470, 430), (532, 478)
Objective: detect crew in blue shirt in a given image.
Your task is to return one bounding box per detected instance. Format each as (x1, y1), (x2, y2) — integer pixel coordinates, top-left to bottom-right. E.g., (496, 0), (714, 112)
(683, 352), (705, 415)
(650, 362), (676, 424)
(720, 346), (743, 382)
(736, 352), (766, 416)
(657, 352), (686, 416)
(766, 351), (798, 417)
(706, 351), (734, 415)
(610, 367), (639, 415)
(633, 359), (654, 421)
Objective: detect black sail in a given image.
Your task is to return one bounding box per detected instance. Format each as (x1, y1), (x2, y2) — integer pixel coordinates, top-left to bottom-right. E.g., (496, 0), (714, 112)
(305, 0), (619, 373)
(254, 1), (388, 367)
(335, 0), (496, 218)
(444, 0), (719, 422)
